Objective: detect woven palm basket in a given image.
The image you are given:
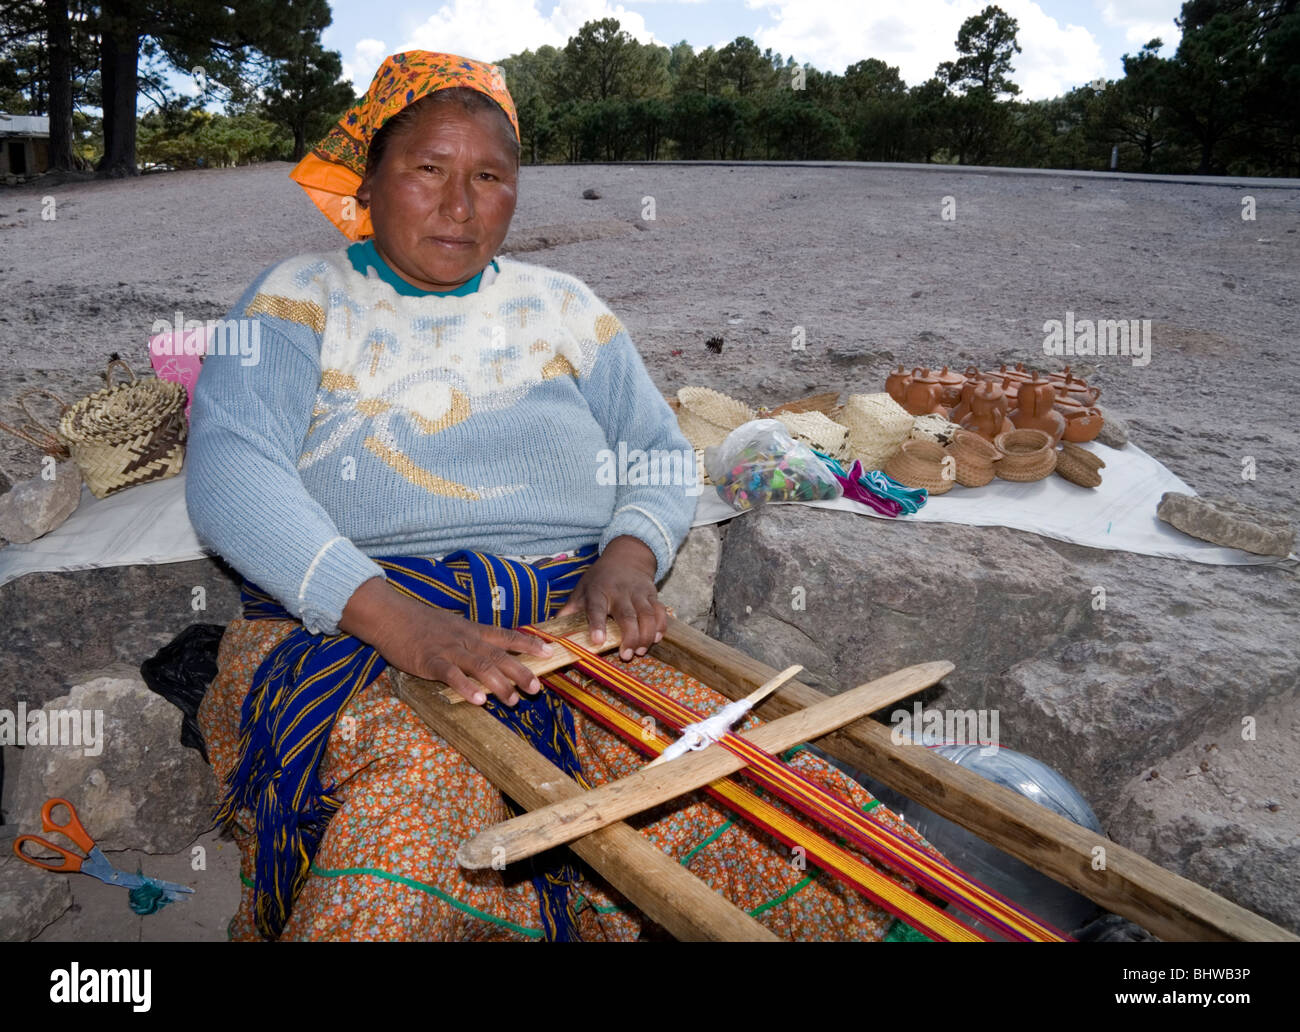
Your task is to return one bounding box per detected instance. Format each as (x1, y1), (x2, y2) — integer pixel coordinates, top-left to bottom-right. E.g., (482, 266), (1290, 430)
(836, 393), (913, 471)
(946, 430), (1001, 488)
(883, 439), (955, 495)
(910, 413), (962, 447)
(675, 386), (756, 451)
(58, 360), (187, 498)
(764, 391), (841, 417)
(1054, 441), (1106, 488)
(993, 428), (1056, 483)
(776, 410), (851, 461)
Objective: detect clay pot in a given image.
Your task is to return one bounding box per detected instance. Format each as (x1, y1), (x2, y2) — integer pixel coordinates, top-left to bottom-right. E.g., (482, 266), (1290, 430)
(902, 379), (948, 417)
(1056, 374), (1101, 406)
(885, 365), (913, 406)
(1053, 393), (1084, 417)
(949, 380), (978, 424)
(909, 367), (944, 391)
(1060, 405), (1105, 443)
(959, 381), (1015, 441)
(998, 376), (1019, 407)
(934, 366), (966, 406)
(996, 363), (1033, 385)
(1010, 375), (1067, 445)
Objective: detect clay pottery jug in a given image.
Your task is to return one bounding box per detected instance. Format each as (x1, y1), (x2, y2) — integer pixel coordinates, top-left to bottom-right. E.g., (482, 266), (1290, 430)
(998, 375), (1019, 407)
(1061, 405), (1104, 443)
(903, 378), (948, 417)
(996, 363), (1033, 386)
(909, 367), (944, 392)
(959, 381), (1014, 441)
(1047, 365), (1074, 385)
(885, 365), (913, 406)
(1053, 393), (1084, 416)
(934, 366), (966, 406)
(949, 380), (978, 424)
(1010, 375), (1067, 444)
(993, 376), (1013, 413)
(1057, 374), (1102, 406)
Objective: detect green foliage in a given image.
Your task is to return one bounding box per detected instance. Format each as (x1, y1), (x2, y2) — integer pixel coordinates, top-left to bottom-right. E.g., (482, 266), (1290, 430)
(258, 0), (354, 161)
(559, 18), (666, 101)
(938, 4), (1022, 97)
(137, 102), (288, 166)
(3, 3), (1296, 175)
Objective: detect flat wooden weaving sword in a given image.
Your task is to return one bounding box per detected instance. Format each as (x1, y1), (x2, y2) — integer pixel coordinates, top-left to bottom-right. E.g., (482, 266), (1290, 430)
(457, 659), (952, 869)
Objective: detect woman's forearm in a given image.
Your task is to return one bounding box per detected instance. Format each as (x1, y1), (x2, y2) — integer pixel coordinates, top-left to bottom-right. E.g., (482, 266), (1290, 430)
(338, 575), (418, 650)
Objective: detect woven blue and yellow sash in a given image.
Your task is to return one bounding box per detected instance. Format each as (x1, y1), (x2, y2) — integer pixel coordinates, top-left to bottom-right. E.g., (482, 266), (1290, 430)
(214, 547), (597, 941)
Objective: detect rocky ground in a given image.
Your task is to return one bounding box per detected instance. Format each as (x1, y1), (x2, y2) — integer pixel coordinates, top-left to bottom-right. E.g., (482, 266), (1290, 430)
(0, 161), (1296, 940)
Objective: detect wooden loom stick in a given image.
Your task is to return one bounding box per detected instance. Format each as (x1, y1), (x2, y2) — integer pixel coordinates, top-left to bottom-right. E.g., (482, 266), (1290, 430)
(394, 667), (779, 942)
(439, 612), (624, 704)
(457, 660), (953, 869)
(652, 617), (1298, 943)
(740, 664), (805, 707)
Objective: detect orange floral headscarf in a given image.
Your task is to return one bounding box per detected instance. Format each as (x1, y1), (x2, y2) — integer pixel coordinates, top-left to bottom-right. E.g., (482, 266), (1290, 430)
(289, 50), (519, 241)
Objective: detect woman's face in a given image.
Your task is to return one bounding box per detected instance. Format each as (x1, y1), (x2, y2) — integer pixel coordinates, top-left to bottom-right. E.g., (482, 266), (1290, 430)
(357, 101), (518, 291)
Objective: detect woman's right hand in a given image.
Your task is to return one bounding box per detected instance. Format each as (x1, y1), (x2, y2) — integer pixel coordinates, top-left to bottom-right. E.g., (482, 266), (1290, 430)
(338, 577), (553, 706)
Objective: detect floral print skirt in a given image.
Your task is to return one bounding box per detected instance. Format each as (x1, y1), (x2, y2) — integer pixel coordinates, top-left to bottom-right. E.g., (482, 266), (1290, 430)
(199, 617), (936, 941)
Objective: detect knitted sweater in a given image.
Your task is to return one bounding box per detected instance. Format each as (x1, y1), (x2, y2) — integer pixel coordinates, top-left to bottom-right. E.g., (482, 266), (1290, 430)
(185, 251), (697, 636)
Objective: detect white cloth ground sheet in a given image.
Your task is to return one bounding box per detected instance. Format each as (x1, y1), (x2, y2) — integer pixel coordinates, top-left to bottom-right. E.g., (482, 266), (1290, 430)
(0, 441), (1291, 588)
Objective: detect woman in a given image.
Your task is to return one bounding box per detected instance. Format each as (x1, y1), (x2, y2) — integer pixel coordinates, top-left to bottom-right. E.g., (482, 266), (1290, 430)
(189, 50), (929, 941)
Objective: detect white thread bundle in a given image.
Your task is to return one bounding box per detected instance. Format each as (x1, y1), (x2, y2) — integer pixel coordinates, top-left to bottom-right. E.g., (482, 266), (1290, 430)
(657, 698), (755, 764)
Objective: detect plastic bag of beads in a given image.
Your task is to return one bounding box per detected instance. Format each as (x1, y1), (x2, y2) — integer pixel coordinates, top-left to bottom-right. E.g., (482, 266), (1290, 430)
(703, 419), (843, 511)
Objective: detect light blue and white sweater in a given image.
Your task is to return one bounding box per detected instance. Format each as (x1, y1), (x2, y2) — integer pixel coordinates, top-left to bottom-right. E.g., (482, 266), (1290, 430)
(185, 250), (696, 636)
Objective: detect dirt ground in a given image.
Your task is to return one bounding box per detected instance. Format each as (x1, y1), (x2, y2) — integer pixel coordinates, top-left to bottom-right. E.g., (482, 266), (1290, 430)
(3, 162), (1298, 521)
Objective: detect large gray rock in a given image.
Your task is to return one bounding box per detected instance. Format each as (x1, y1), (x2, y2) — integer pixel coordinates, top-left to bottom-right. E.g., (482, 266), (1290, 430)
(0, 847), (74, 941)
(1110, 695), (1300, 934)
(710, 505), (1300, 821)
(10, 675), (216, 854)
(0, 463), (82, 543)
(1157, 492), (1295, 557)
(659, 523), (721, 630)
(711, 506), (1102, 699)
(0, 556), (243, 714)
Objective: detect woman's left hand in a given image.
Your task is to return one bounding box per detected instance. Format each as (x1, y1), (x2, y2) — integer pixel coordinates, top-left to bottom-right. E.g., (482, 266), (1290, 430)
(558, 536), (666, 660)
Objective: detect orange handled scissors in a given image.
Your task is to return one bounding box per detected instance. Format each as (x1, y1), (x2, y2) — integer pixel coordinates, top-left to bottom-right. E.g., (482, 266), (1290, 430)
(14, 798), (194, 901)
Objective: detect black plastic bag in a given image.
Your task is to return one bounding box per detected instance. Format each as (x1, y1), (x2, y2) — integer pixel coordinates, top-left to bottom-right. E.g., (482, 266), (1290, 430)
(139, 623), (227, 763)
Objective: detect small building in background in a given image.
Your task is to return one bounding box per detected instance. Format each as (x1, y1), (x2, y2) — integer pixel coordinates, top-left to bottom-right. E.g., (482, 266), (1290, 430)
(0, 113), (51, 180)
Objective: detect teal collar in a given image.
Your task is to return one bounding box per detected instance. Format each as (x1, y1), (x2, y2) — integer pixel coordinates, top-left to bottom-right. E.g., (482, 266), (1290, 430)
(347, 239), (496, 297)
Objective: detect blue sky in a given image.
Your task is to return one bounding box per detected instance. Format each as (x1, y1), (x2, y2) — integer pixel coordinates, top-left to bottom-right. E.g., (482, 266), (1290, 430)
(318, 0), (1186, 101)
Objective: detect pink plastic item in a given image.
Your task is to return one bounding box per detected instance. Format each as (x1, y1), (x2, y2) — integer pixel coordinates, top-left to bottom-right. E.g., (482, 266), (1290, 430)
(148, 329), (208, 420)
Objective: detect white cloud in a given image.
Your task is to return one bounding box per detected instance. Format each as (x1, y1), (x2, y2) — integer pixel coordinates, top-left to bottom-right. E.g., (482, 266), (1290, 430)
(745, 0), (1109, 99)
(400, 0), (658, 67)
(338, 2), (663, 94)
(1097, 1), (1182, 49)
(1004, 1), (1106, 98)
(342, 38), (390, 95)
